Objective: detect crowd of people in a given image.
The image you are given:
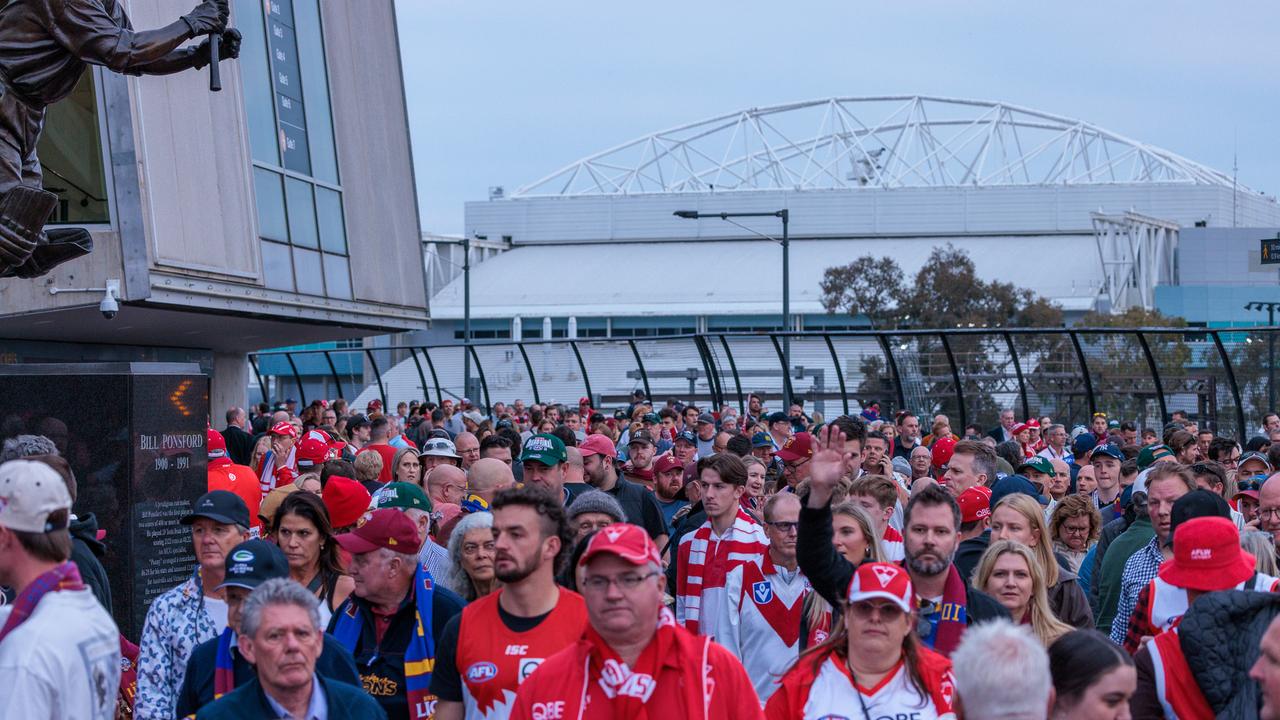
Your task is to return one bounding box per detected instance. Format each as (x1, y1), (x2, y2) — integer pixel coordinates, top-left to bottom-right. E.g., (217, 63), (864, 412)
(6, 392), (1280, 718)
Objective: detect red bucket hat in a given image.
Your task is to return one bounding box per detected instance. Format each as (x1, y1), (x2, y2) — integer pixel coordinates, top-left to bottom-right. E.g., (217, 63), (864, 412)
(1158, 516), (1254, 592)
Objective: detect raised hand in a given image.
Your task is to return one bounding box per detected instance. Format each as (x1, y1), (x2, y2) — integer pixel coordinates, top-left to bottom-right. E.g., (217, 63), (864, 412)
(806, 424), (850, 508)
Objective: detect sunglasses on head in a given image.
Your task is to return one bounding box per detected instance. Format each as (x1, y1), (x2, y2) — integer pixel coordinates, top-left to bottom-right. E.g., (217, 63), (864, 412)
(1239, 477), (1266, 493)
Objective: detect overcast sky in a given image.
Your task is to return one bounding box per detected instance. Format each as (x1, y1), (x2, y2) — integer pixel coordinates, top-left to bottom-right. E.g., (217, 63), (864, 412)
(397, 1), (1280, 235)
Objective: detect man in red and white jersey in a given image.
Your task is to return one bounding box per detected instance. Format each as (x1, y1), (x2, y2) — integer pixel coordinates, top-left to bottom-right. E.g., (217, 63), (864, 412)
(1124, 509), (1278, 654)
(849, 474), (906, 562)
(675, 453), (769, 639)
(721, 493), (810, 703)
(255, 421), (299, 497)
(510, 523), (764, 720)
(431, 486), (588, 720)
(766, 562), (957, 720)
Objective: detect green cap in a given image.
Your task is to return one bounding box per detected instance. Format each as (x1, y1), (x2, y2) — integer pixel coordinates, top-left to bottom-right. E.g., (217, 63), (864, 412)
(1016, 455), (1056, 476)
(520, 433), (567, 466)
(1136, 444), (1174, 470)
(372, 481), (432, 512)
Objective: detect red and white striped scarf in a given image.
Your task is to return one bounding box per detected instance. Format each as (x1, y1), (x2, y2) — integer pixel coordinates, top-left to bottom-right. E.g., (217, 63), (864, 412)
(676, 508), (768, 637)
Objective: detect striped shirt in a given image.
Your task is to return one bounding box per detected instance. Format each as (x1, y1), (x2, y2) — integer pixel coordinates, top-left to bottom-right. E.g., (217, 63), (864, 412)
(675, 509), (768, 638)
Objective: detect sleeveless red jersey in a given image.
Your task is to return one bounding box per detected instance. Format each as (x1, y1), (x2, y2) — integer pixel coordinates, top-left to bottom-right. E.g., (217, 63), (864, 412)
(456, 587), (587, 719)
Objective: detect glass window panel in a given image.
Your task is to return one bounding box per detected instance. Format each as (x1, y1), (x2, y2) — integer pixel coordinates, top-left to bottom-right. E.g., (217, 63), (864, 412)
(261, 240), (293, 291)
(235, 0), (278, 164)
(39, 72), (109, 224)
(294, 0), (338, 183)
(253, 168), (288, 242)
(315, 187), (346, 254)
(323, 253), (352, 299)
(280, 124), (311, 175)
(284, 177), (318, 248)
(293, 247), (324, 296)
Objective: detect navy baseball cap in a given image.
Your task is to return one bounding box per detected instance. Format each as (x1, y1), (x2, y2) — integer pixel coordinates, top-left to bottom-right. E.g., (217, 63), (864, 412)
(1072, 433), (1097, 455)
(218, 539), (289, 590)
(180, 490), (250, 528)
(1091, 443), (1124, 461)
(674, 430), (696, 445)
(751, 431), (774, 448)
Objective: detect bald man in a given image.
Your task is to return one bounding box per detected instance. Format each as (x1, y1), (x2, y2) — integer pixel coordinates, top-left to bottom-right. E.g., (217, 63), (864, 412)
(1259, 473), (1280, 551)
(426, 464), (467, 507)
(454, 432), (480, 470)
(467, 458), (515, 506)
(564, 447), (587, 487)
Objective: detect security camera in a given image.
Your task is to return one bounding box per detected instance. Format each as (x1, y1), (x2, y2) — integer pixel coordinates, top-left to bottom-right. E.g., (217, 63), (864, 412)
(99, 282), (119, 320)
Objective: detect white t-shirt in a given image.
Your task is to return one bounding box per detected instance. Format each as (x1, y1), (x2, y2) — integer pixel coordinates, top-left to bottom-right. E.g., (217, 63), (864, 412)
(0, 588), (122, 720)
(204, 596), (229, 635)
(805, 657), (951, 720)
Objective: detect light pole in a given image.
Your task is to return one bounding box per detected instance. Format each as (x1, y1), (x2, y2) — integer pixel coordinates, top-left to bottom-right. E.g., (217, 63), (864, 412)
(431, 236), (473, 402)
(673, 209), (791, 411)
(1245, 301), (1280, 414)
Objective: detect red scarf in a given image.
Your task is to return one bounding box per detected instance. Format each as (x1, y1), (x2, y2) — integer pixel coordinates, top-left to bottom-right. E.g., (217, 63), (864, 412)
(0, 561), (84, 643)
(583, 609), (709, 720)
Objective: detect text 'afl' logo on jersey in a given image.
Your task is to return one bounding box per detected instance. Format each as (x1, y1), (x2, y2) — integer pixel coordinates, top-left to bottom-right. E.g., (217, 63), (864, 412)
(466, 662), (499, 683)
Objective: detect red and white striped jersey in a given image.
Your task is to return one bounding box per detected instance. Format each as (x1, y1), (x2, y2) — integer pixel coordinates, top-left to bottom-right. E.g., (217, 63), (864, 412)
(720, 553), (811, 703)
(676, 509), (769, 638)
(881, 525), (905, 562)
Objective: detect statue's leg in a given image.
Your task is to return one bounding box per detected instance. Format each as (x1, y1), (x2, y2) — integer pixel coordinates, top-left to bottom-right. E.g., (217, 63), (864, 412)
(0, 93), (50, 274)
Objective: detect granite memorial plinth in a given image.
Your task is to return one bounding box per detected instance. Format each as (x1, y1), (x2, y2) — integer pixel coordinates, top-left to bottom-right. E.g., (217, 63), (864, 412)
(0, 362), (208, 639)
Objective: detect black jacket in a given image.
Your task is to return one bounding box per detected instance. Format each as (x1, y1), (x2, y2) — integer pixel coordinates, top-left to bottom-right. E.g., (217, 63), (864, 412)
(664, 503), (706, 594)
(953, 531), (990, 584)
(797, 504), (1008, 625)
(195, 675), (386, 719)
(326, 583), (465, 720)
(69, 512), (112, 614)
(176, 631), (361, 718)
(222, 425), (255, 466)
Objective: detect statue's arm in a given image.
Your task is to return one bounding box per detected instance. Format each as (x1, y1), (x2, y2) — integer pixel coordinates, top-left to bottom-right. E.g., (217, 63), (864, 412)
(54, 0), (226, 74)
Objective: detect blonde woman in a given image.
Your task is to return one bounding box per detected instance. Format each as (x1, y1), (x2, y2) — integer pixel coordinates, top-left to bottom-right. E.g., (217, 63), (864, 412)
(975, 540), (1072, 647)
(800, 503), (884, 648)
(990, 492), (1093, 628)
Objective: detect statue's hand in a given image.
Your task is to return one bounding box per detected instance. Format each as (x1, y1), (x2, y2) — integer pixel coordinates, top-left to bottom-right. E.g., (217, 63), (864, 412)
(192, 29), (242, 69)
(180, 0), (229, 37)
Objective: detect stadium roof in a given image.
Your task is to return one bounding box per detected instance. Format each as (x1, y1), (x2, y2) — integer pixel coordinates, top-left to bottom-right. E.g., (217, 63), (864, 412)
(513, 96), (1240, 197)
(429, 234), (1102, 320)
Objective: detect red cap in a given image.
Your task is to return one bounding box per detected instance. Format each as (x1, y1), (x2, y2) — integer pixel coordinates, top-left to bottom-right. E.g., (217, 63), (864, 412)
(654, 454), (683, 474)
(579, 397), (591, 406)
(956, 486), (993, 524)
(1024, 419), (1041, 429)
(334, 508), (420, 555)
(1012, 423), (1029, 435)
(207, 427), (227, 459)
(578, 433), (618, 460)
(775, 432), (814, 462)
(1159, 516), (1254, 592)
(295, 436), (330, 469)
(845, 561), (913, 612)
(578, 523), (661, 567)
(269, 421), (298, 438)
(931, 436), (957, 470)
(322, 476), (372, 529)
(367, 400), (383, 413)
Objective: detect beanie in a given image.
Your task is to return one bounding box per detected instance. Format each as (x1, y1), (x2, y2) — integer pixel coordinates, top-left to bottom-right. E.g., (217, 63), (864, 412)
(567, 490), (626, 523)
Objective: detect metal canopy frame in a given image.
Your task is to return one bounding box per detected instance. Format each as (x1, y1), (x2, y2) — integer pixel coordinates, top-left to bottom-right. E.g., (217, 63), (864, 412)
(249, 326), (1277, 439)
(514, 96), (1240, 197)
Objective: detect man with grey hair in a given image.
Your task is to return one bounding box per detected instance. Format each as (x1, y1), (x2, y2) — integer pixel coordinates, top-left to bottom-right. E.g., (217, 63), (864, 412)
(951, 619), (1052, 719)
(196, 578), (382, 718)
(329, 508), (464, 719)
(1037, 423), (1071, 463)
(0, 433), (57, 462)
(371, 481), (453, 580)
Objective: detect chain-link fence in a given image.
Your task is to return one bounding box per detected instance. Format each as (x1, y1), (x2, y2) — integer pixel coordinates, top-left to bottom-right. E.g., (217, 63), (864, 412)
(249, 328), (1280, 438)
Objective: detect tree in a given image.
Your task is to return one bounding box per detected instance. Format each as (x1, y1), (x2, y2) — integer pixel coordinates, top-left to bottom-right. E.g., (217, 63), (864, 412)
(822, 244), (1063, 428)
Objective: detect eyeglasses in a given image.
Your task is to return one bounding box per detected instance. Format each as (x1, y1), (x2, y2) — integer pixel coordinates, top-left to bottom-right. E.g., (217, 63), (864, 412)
(849, 601), (905, 621)
(784, 457), (810, 473)
(581, 571), (659, 593)
(1223, 455), (1241, 467)
(1093, 412), (1108, 419)
(766, 521), (799, 534)
(1062, 525), (1091, 536)
(1260, 507), (1280, 521)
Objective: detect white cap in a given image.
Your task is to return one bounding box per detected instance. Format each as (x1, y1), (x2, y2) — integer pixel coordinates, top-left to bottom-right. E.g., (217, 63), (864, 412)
(0, 460), (72, 533)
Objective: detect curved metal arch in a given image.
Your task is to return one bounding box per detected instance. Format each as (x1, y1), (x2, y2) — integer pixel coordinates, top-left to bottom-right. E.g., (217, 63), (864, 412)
(515, 95), (1237, 197)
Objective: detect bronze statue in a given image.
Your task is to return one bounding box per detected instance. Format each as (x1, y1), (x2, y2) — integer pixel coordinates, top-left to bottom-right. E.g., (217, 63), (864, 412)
(0, 0), (241, 278)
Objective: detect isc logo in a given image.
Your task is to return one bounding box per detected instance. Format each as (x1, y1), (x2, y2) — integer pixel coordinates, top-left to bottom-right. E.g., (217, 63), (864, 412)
(465, 662), (498, 683)
(505, 644), (529, 655)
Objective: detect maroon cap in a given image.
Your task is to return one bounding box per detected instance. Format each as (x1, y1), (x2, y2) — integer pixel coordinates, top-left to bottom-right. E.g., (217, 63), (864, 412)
(334, 508), (420, 555)
(775, 432), (813, 462)
(654, 454), (683, 474)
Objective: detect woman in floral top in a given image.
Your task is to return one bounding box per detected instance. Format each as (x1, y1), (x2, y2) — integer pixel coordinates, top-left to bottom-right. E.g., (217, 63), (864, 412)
(134, 492), (249, 719)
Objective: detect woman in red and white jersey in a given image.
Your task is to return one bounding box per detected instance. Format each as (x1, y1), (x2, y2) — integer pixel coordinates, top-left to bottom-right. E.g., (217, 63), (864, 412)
(766, 562), (957, 720)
